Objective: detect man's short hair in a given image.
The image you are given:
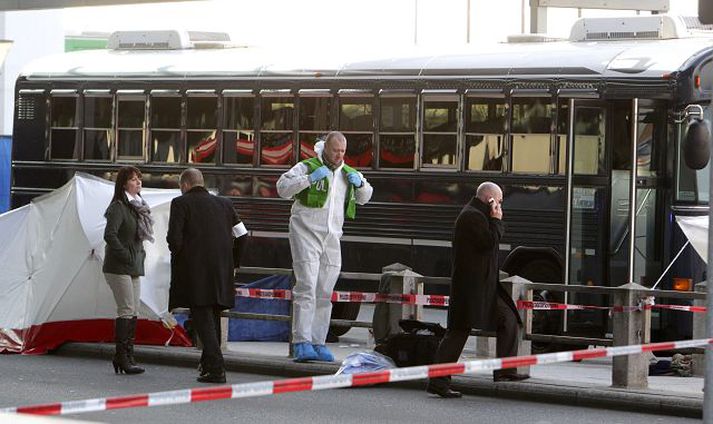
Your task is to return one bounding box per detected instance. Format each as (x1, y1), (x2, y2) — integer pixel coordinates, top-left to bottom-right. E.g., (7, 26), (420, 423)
(180, 168), (204, 187)
(476, 181), (501, 202)
(325, 131), (347, 146)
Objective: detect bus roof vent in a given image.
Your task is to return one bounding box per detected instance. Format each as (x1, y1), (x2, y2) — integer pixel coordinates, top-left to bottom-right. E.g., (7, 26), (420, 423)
(108, 30), (232, 50)
(569, 15), (691, 42)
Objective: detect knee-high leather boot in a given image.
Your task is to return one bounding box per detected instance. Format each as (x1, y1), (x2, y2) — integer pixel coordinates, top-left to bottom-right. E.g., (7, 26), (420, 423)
(113, 317), (145, 375)
(126, 316), (143, 369)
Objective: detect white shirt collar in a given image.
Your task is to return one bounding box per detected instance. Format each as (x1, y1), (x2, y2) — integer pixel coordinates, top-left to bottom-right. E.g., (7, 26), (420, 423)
(125, 191), (140, 202)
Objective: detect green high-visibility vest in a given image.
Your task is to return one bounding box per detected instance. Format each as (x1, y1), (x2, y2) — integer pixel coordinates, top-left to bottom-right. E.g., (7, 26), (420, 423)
(295, 157), (358, 219)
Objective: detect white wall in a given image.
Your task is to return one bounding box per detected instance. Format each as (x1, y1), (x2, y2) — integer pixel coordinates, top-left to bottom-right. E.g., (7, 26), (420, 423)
(0, 10), (63, 136)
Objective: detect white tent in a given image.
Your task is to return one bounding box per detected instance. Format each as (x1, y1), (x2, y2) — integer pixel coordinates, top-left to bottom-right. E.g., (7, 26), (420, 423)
(0, 173), (191, 353)
(676, 215), (708, 264)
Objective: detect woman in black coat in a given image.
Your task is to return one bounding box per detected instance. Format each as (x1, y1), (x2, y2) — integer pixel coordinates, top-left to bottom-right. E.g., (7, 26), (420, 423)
(103, 166), (154, 375)
(427, 182), (527, 398)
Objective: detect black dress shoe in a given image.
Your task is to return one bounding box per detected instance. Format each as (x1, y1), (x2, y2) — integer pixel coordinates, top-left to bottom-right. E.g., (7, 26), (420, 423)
(493, 373), (530, 382)
(197, 372), (226, 384)
(426, 384), (462, 398)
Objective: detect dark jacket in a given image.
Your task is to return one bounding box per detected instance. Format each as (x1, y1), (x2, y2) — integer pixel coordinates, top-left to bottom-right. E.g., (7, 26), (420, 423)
(447, 197), (518, 332)
(167, 186), (240, 310)
(103, 199), (145, 277)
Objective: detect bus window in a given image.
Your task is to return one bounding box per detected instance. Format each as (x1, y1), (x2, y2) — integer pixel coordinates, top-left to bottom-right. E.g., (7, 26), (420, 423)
(117, 97), (146, 160)
(260, 96), (294, 166)
(50, 96), (79, 160)
(421, 98), (457, 168)
(223, 96), (254, 165)
(299, 96), (331, 160)
(150, 96), (181, 163)
(465, 98), (505, 172)
(380, 96), (416, 169)
(339, 97), (373, 168)
(187, 96), (218, 164)
(511, 98), (554, 174)
(636, 106), (664, 177)
(558, 102), (606, 176)
(83, 96), (113, 161)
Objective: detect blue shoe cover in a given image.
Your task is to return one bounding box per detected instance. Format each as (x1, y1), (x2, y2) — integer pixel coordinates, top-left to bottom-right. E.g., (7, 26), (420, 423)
(312, 344), (335, 362)
(293, 342), (318, 362)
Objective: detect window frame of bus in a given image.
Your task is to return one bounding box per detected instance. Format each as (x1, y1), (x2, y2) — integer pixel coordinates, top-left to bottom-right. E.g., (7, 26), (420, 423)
(298, 89), (332, 162)
(116, 89), (147, 162)
(82, 89), (114, 162)
(464, 90), (507, 173)
(378, 90), (417, 170)
(420, 90), (459, 171)
(222, 89), (256, 167)
(149, 89), (182, 164)
(49, 89), (80, 161)
(509, 90), (556, 175)
(259, 89), (295, 167)
(555, 91), (606, 177)
(337, 89), (375, 169)
(186, 89), (219, 165)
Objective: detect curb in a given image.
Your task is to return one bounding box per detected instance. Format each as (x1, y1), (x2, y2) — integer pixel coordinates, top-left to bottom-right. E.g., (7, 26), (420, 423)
(56, 343), (702, 418)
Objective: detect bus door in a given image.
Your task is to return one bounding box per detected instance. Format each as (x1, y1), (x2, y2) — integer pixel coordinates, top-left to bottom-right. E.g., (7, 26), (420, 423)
(561, 98), (608, 337)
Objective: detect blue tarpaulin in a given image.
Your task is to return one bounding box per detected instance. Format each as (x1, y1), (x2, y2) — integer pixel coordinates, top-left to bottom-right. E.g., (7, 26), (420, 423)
(229, 274), (291, 341)
(0, 136), (10, 213)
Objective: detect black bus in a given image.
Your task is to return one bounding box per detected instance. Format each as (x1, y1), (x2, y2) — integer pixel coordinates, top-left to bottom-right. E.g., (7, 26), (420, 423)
(10, 16), (713, 345)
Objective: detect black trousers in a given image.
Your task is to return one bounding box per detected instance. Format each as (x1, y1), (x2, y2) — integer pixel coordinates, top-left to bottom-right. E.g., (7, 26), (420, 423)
(191, 306), (224, 374)
(429, 294), (520, 388)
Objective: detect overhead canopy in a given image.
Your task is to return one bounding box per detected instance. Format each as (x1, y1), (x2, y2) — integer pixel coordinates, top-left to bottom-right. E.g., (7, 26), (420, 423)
(0, 173), (191, 353)
(676, 215), (708, 263)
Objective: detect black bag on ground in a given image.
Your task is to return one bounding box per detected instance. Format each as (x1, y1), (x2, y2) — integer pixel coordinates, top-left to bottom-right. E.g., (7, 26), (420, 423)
(374, 319), (446, 367)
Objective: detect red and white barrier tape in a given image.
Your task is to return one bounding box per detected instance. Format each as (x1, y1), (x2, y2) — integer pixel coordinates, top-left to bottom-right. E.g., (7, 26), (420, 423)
(235, 288), (449, 306)
(516, 300), (707, 314)
(4, 337), (712, 416)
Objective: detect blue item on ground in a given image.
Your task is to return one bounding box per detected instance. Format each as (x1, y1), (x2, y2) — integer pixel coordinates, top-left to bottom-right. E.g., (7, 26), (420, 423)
(308, 165), (330, 183)
(312, 344), (335, 362)
(293, 342), (319, 362)
(336, 351), (396, 375)
(229, 274), (291, 342)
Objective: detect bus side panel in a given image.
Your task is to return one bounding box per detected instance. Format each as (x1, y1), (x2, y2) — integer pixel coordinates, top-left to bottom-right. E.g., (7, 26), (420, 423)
(12, 91), (47, 161)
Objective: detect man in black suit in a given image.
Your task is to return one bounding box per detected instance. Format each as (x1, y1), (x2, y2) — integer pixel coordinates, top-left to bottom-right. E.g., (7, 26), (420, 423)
(426, 181), (528, 398)
(167, 168), (248, 383)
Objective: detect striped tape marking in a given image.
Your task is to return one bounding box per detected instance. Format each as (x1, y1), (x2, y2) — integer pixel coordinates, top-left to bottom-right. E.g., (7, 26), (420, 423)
(6, 337), (712, 417)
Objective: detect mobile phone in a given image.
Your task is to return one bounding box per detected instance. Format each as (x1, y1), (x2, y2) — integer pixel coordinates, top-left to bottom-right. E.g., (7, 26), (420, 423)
(488, 197), (496, 207)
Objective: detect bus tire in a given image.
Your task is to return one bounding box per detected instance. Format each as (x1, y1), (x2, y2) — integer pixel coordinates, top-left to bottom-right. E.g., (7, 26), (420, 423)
(328, 301), (361, 337)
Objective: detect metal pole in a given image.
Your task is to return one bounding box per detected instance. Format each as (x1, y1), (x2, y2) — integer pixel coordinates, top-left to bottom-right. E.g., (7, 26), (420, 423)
(466, 0), (471, 43)
(705, 106), (713, 422)
(563, 98), (575, 332)
(414, 0), (418, 45)
(628, 99), (639, 284)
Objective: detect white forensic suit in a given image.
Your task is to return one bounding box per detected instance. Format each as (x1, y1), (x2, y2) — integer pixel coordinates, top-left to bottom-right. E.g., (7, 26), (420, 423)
(276, 141), (373, 344)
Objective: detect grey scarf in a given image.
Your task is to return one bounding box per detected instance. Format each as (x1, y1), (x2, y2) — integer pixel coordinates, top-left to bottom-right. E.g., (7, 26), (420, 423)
(129, 197), (154, 243)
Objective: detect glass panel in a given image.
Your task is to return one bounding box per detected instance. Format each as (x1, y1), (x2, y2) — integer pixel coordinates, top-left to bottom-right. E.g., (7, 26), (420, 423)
(633, 188), (659, 286)
(84, 129), (112, 160)
(422, 134), (456, 166)
(636, 106), (664, 177)
(415, 180), (461, 203)
(676, 105), (711, 203)
(511, 98), (553, 133)
(83, 97), (112, 128)
(339, 98), (373, 131)
(573, 106), (606, 175)
(151, 97), (181, 128)
(50, 129), (78, 159)
(118, 99), (145, 128)
(140, 172), (180, 189)
(465, 134), (503, 171)
(223, 130), (254, 165)
(423, 101), (457, 132)
(368, 177), (414, 202)
(187, 97), (217, 129)
(466, 99), (506, 133)
(219, 175), (252, 197)
(188, 130), (217, 164)
(51, 97), (77, 127)
(151, 130), (181, 163)
(299, 135), (326, 160)
(261, 97), (294, 130)
(255, 176), (279, 197)
(225, 97), (254, 130)
(260, 132), (293, 166)
(380, 97), (416, 131)
(511, 134), (550, 174)
(380, 134), (414, 168)
(344, 133), (373, 168)
(117, 130), (144, 159)
(299, 97), (331, 130)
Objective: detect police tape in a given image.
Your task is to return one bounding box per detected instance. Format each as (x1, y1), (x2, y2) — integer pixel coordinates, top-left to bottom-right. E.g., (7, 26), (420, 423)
(516, 300), (707, 313)
(3, 337), (711, 416)
(235, 288), (450, 306)
(235, 288), (704, 313)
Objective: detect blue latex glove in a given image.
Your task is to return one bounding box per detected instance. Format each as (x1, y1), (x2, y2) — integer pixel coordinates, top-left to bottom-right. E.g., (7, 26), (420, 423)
(347, 172), (363, 187)
(308, 165), (330, 184)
